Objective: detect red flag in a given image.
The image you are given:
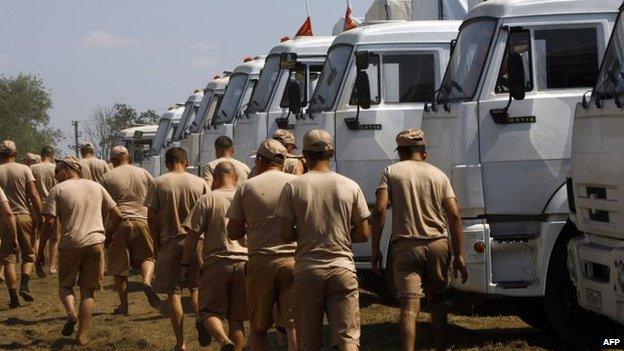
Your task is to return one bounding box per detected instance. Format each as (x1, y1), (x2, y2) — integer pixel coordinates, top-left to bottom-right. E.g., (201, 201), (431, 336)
(344, 1), (357, 31)
(296, 16), (313, 37)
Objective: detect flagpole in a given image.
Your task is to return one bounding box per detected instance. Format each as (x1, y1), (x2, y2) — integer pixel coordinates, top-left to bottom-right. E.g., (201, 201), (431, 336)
(305, 0), (311, 18)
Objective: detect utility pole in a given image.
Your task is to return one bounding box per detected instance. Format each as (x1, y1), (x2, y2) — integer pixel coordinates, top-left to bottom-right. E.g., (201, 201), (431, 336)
(71, 120), (79, 157)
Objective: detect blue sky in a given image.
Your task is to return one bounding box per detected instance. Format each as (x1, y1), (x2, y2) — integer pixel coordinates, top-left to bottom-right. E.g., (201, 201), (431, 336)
(0, 0), (366, 152)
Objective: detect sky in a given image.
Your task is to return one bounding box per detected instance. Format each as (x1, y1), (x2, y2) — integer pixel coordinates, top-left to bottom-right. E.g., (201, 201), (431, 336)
(0, 0), (369, 153)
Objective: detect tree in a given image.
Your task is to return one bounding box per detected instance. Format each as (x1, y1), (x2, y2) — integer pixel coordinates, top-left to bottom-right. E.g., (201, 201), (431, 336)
(136, 109), (160, 125)
(0, 74), (63, 157)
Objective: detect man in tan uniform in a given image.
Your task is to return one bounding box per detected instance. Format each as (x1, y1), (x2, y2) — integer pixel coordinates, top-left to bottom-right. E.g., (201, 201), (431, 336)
(80, 142), (110, 182)
(33, 146), (58, 276)
(371, 129), (467, 351)
(182, 161), (247, 351)
(273, 129), (305, 175)
(145, 147), (207, 351)
(0, 140), (43, 303)
(227, 140), (297, 351)
(23, 153), (41, 166)
(100, 146), (161, 315)
(42, 156), (122, 345)
(0, 185), (20, 308)
(275, 130), (371, 351)
(203, 136), (250, 189)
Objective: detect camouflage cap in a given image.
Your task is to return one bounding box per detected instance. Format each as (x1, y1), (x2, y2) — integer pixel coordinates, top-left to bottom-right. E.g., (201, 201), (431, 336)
(303, 129), (333, 152)
(25, 153), (41, 163)
(396, 129), (426, 147)
(80, 142), (95, 150)
(110, 145), (129, 159)
(273, 129), (297, 148)
(56, 156), (82, 172)
(257, 139), (287, 164)
(0, 140), (17, 153)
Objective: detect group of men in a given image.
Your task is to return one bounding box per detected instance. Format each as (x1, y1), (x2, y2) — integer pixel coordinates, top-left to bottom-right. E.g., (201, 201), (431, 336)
(0, 127), (467, 351)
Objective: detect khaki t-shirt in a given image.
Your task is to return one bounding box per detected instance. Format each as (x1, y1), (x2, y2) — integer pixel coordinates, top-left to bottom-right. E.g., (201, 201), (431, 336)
(203, 157), (251, 189)
(183, 187), (247, 267)
(100, 164), (154, 220)
(377, 160), (456, 241)
(145, 171), (208, 245)
(30, 162), (57, 200)
(43, 178), (116, 250)
(84, 157), (110, 183)
(78, 159), (92, 180)
(227, 170), (297, 258)
(275, 171), (370, 273)
(0, 162), (36, 215)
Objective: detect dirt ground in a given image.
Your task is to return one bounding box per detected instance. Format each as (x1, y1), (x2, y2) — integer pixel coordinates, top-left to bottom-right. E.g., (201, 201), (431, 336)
(0, 272), (590, 350)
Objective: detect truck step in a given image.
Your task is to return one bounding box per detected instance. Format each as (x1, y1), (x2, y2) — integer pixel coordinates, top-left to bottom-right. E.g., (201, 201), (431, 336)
(490, 233), (540, 242)
(495, 281), (532, 289)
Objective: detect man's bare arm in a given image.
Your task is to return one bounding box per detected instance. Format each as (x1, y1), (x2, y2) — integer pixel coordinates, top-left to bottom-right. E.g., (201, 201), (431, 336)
(278, 217), (297, 243)
(26, 181), (42, 218)
(147, 208), (160, 253)
(40, 214), (56, 259)
(227, 219), (246, 240)
(351, 218), (371, 243)
(371, 189), (389, 251)
(443, 198), (468, 283)
(105, 207), (123, 247)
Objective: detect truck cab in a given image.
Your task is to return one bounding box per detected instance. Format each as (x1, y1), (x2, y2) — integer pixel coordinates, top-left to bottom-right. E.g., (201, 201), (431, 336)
(236, 36), (334, 166)
(568, 3), (624, 327)
(421, 0), (619, 339)
(296, 20), (460, 264)
(199, 56), (265, 166)
(115, 124), (158, 166)
(173, 89), (204, 173)
(140, 104), (185, 176)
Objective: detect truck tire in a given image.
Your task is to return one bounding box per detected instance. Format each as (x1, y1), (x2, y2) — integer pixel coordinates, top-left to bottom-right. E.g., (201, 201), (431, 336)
(513, 297), (553, 331)
(543, 224), (616, 350)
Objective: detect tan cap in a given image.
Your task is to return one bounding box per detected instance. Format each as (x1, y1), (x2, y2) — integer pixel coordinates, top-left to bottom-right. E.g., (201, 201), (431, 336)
(256, 139), (287, 164)
(273, 129), (297, 148)
(303, 129), (333, 152)
(25, 153), (41, 163)
(110, 145), (129, 159)
(56, 156), (82, 172)
(396, 129), (426, 147)
(80, 142), (95, 150)
(0, 140), (16, 153)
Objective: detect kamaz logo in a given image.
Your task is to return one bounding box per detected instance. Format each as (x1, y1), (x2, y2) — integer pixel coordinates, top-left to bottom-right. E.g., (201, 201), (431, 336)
(603, 338), (620, 346)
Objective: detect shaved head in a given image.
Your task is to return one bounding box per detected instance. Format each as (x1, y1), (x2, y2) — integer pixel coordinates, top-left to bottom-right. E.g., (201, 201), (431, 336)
(213, 161), (237, 189)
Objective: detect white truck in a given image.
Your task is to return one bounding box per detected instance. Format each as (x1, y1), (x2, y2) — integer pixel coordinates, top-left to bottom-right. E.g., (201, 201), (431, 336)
(140, 104), (185, 176)
(115, 124), (158, 165)
(567, 0), (624, 336)
(171, 89), (204, 174)
(235, 36), (334, 166)
(419, 0), (620, 340)
(293, 20), (461, 267)
(198, 56), (265, 166)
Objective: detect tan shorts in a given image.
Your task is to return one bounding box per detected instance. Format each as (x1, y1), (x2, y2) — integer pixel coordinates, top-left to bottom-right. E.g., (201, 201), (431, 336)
(198, 259), (247, 322)
(0, 214), (36, 264)
(153, 240), (200, 294)
(59, 243), (105, 290)
(245, 255), (294, 331)
(293, 267), (360, 350)
(106, 218), (155, 276)
(392, 238), (451, 300)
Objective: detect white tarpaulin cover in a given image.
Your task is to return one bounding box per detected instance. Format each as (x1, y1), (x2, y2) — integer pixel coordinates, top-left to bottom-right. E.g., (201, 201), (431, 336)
(365, 0), (481, 22)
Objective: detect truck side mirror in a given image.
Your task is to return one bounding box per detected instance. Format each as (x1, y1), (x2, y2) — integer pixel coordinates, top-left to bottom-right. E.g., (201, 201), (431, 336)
(280, 52), (298, 70)
(354, 71), (371, 110)
(287, 80), (302, 115)
(507, 52), (526, 101)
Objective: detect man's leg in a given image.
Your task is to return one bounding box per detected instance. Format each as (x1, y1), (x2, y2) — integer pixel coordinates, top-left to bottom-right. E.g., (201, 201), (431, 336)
(35, 227), (48, 277)
(190, 289), (199, 316)
(249, 328), (269, 351)
(203, 316), (233, 346)
(325, 269), (360, 351)
(227, 320), (245, 351)
(139, 260), (161, 308)
(4, 262), (20, 307)
(17, 218), (35, 300)
(399, 298), (420, 351)
(278, 288), (297, 351)
(48, 227), (59, 274)
(168, 293), (186, 351)
(427, 293), (448, 351)
(76, 288), (95, 346)
(113, 275), (128, 315)
(59, 286), (78, 336)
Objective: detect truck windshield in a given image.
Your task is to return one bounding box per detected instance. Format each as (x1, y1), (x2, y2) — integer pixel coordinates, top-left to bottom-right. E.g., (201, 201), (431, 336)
(217, 74), (248, 124)
(191, 88), (214, 133)
(309, 44), (353, 112)
(151, 118), (170, 155)
(439, 18), (497, 102)
(247, 55), (281, 113)
(595, 12), (624, 99)
(173, 102), (195, 141)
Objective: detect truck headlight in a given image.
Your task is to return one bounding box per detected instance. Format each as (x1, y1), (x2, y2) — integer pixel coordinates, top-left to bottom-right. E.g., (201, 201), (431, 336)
(618, 261), (624, 292)
(567, 246), (577, 282)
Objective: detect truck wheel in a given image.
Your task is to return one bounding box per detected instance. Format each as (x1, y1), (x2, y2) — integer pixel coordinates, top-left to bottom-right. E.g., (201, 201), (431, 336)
(543, 224), (616, 349)
(513, 297), (553, 331)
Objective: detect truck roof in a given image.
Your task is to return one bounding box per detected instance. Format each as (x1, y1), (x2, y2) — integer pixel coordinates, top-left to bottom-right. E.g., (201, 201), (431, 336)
(333, 20), (462, 46)
(184, 89), (204, 104)
(467, 0), (620, 21)
(161, 104), (185, 122)
(117, 124), (158, 139)
(232, 56), (266, 75)
(269, 36), (335, 56)
(204, 75), (230, 91)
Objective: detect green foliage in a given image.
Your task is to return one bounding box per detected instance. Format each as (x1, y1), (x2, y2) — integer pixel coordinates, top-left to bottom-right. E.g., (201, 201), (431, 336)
(0, 74), (63, 157)
(136, 109), (160, 125)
